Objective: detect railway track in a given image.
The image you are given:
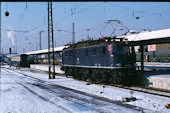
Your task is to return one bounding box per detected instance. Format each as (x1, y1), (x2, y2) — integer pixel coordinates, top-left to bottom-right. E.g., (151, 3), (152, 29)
(111, 84), (170, 98)
(3, 67), (170, 98)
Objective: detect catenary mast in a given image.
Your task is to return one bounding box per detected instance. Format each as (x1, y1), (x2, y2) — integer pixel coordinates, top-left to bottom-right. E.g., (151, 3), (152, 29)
(48, 1), (55, 79)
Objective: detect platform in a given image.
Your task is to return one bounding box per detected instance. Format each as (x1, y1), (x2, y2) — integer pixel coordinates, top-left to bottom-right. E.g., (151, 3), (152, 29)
(145, 71), (170, 90)
(30, 64), (64, 74)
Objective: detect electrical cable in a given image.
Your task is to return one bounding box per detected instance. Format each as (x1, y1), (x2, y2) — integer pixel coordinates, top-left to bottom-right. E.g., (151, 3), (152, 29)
(53, 2), (104, 25)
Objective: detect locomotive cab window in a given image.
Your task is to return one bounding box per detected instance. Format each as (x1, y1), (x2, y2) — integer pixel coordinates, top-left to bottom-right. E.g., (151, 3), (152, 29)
(102, 46), (106, 54)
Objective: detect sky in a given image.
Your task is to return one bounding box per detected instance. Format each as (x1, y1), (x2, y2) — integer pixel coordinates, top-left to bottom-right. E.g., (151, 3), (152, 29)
(1, 2), (170, 54)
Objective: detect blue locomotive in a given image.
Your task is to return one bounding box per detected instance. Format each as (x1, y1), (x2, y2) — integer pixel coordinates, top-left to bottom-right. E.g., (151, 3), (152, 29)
(61, 37), (138, 85)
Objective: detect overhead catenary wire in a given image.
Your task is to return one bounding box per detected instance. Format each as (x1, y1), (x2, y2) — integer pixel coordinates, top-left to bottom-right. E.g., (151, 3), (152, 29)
(54, 2), (87, 19)
(30, 2), (170, 40)
(53, 2), (104, 25)
(25, 2), (169, 37)
(106, 2), (170, 15)
(50, 2), (88, 26)
(104, 2), (170, 27)
(3, 2), (170, 53)
(4, 2), (170, 33)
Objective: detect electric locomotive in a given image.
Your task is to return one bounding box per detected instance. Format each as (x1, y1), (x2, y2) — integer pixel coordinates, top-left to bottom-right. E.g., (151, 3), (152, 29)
(61, 37), (139, 86)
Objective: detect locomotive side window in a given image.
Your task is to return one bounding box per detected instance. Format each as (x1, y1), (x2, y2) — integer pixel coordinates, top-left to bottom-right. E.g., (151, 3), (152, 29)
(102, 46), (106, 54)
(77, 50), (80, 56)
(65, 51), (68, 56)
(93, 48), (96, 56)
(86, 49), (88, 56)
(70, 51), (72, 56)
(79, 50), (81, 55)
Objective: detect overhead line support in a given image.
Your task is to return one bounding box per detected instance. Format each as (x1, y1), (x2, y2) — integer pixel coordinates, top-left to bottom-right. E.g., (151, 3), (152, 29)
(48, 1), (55, 79)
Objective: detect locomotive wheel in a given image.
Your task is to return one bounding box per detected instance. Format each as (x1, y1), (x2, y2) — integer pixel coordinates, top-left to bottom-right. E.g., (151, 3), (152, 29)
(115, 70), (121, 85)
(101, 70), (107, 83)
(91, 69), (97, 82)
(81, 68), (88, 81)
(78, 68), (83, 80)
(87, 69), (93, 81)
(109, 70), (116, 84)
(73, 68), (78, 79)
(65, 68), (69, 77)
(95, 69), (101, 83)
(84, 69), (89, 81)
(98, 69), (104, 83)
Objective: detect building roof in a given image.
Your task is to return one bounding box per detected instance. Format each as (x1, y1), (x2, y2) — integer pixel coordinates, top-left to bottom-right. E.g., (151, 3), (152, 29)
(6, 53), (21, 58)
(20, 29), (170, 55)
(124, 28), (170, 41)
(25, 46), (67, 55)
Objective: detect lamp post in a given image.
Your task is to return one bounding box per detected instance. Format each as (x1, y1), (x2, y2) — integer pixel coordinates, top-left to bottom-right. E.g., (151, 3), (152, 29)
(39, 31), (44, 50)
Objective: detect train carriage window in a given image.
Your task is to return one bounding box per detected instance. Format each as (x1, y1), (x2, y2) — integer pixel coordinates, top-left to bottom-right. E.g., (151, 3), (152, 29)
(86, 49), (88, 56)
(102, 46), (106, 54)
(93, 48), (96, 56)
(54, 53), (59, 58)
(59, 52), (62, 57)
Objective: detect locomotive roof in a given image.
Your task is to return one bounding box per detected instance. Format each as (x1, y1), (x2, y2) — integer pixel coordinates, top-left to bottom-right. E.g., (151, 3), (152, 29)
(64, 37), (127, 50)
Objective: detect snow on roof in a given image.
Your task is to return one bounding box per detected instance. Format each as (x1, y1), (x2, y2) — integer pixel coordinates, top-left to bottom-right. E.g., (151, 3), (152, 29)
(6, 53), (21, 58)
(25, 46), (67, 55)
(25, 29), (170, 55)
(124, 28), (170, 41)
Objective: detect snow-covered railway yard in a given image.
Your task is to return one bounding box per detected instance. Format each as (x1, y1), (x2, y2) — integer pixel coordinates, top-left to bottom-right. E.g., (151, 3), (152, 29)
(1, 67), (170, 113)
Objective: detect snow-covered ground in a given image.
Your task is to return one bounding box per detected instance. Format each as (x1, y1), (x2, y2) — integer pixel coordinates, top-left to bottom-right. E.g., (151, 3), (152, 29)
(1, 66), (170, 113)
(1, 67), (145, 113)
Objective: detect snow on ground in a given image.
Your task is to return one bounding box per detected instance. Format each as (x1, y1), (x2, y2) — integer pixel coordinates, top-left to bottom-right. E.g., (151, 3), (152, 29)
(1, 66), (170, 113)
(1, 69), (71, 113)
(1, 67), (143, 113)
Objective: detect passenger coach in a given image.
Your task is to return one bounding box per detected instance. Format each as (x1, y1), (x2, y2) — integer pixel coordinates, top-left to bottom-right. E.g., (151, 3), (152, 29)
(10, 54), (30, 67)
